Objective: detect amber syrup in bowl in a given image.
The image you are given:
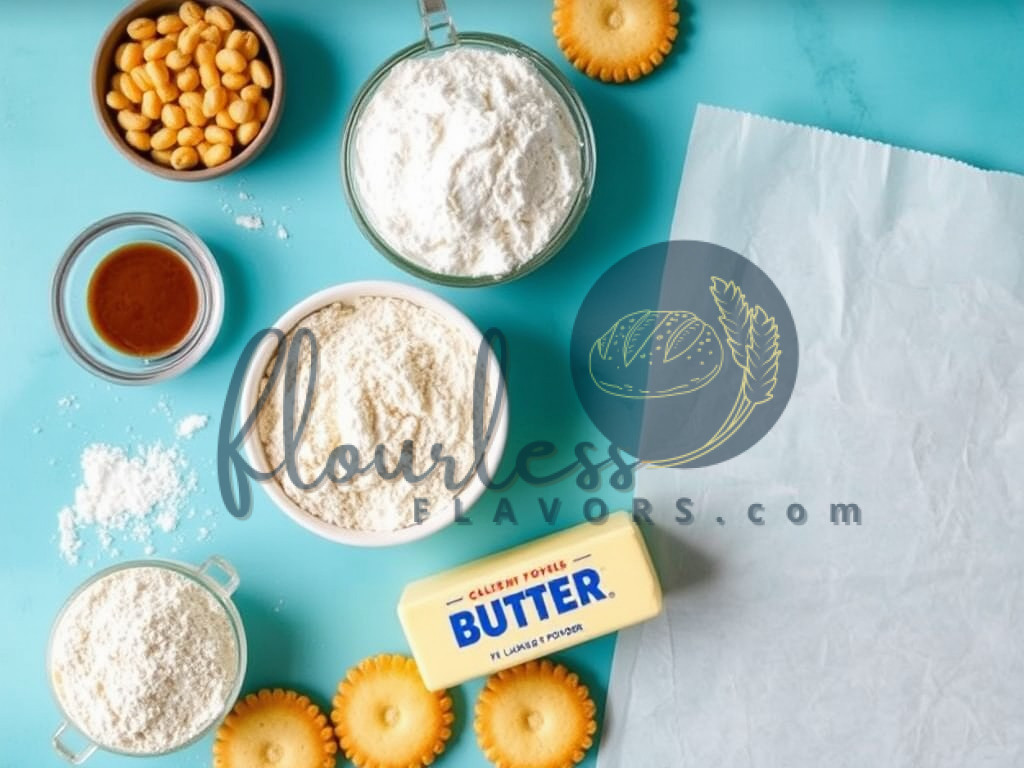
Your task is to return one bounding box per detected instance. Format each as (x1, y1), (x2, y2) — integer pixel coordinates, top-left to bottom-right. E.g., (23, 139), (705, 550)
(87, 243), (200, 358)
(53, 213), (224, 384)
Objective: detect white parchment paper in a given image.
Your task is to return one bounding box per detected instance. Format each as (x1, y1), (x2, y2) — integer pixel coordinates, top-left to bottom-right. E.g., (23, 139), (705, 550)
(599, 105), (1024, 767)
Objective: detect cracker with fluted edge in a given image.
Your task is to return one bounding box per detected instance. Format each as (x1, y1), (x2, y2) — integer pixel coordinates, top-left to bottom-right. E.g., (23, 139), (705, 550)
(553, 0), (680, 83)
(475, 659), (597, 768)
(331, 653), (454, 768)
(213, 688), (338, 768)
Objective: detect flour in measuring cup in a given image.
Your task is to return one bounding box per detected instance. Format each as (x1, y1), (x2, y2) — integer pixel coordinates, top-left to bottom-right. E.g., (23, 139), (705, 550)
(351, 48), (583, 278)
(49, 566), (237, 753)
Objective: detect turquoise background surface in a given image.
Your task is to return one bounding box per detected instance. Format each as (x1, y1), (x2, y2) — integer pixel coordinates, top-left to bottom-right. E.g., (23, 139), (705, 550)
(2, 1), (1023, 766)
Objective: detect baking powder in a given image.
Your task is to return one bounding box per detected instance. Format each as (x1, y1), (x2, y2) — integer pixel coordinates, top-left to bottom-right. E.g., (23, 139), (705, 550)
(49, 566), (237, 753)
(257, 297), (492, 531)
(352, 48), (582, 277)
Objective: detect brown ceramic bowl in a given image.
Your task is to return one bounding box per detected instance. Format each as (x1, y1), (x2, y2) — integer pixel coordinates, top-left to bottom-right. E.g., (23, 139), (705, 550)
(92, 0), (284, 181)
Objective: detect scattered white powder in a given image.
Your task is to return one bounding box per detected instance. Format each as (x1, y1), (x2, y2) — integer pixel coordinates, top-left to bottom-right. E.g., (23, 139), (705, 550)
(49, 566), (237, 753)
(257, 296), (495, 531)
(58, 395), (79, 412)
(57, 442), (197, 564)
(276, 224), (289, 240)
(235, 214), (264, 230)
(58, 509), (81, 565)
(352, 48), (582, 278)
(176, 413), (209, 439)
(238, 191), (252, 200)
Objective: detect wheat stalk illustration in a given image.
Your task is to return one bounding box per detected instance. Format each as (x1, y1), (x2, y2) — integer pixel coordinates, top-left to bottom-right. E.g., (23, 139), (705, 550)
(653, 279), (781, 467)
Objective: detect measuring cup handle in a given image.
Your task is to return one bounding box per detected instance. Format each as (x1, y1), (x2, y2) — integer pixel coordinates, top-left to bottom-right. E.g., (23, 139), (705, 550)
(53, 721), (97, 764)
(198, 555), (240, 597)
(418, 0), (457, 48)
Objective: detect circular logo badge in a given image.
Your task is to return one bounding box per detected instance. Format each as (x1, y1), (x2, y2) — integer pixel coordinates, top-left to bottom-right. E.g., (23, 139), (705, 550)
(570, 241), (798, 467)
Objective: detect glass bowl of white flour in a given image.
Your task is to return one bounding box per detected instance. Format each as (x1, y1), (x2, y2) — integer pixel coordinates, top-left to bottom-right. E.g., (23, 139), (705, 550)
(341, 28), (596, 286)
(239, 280), (509, 546)
(47, 557), (246, 762)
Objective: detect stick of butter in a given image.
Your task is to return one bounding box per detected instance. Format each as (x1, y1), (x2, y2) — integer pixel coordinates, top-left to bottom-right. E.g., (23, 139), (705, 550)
(397, 513), (662, 691)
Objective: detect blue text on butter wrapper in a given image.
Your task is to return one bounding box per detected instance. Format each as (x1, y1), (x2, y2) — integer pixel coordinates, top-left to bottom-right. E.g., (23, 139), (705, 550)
(449, 568), (607, 648)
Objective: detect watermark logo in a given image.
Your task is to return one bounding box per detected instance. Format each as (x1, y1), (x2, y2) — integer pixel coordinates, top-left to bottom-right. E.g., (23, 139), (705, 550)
(571, 241), (798, 467)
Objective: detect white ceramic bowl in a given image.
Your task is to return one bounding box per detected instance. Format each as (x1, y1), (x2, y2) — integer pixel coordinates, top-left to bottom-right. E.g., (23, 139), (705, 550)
(239, 281), (509, 546)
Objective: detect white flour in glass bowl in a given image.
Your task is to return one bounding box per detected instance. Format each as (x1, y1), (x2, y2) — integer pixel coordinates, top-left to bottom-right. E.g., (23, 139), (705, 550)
(351, 47), (583, 278)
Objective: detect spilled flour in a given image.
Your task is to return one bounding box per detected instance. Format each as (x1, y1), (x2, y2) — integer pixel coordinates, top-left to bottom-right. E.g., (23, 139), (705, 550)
(57, 443), (196, 565)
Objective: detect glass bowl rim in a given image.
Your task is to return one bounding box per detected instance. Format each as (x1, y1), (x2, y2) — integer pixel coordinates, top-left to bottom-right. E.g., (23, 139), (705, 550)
(51, 212), (224, 385)
(340, 31), (597, 288)
(46, 557), (247, 758)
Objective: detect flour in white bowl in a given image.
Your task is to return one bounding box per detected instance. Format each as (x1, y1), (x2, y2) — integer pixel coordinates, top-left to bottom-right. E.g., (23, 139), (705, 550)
(256, 296), (495, 532)
(351, 48), (583, 278)
(49, 566), (237, 753)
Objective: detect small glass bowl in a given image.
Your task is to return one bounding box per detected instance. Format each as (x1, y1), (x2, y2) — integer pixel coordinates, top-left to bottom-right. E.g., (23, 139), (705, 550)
(48, 557), (247, 764)
(341, 32), (596, 287)
(52, 213), (224, 384)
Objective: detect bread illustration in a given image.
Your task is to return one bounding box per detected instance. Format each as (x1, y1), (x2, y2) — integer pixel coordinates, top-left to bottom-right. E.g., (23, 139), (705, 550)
(589, 310), (724, 398)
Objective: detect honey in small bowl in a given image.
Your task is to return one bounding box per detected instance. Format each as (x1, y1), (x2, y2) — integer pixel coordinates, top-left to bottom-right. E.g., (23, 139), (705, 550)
(87, 242), (199, 357)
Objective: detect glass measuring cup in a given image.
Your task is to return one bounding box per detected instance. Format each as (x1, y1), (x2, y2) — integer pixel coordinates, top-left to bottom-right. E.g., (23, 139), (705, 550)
(341, 0), (596, 287)
(48, 557), (247, 764)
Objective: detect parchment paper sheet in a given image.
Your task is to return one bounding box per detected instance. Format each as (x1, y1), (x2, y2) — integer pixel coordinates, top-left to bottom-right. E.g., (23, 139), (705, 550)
(599, 105), (1024, 767)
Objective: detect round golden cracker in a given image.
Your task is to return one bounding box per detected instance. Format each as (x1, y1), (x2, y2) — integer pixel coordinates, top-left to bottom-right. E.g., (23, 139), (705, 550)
(213, 688), (338, 768)
(331, 654), (454, 768)
(475, 659), (597, 768)
(553, 0), (680, 83)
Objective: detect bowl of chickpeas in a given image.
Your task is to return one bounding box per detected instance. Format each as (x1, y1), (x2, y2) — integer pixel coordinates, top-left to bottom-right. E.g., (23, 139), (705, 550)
(93, 0), (283, 180)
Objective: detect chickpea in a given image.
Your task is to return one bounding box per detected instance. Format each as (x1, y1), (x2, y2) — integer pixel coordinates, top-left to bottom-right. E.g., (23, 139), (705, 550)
(151, 127), (178, 151)
(157, 14), (185, 35)
(117, 110), (151, 131)
(129, 65), (154, 92)
(239, 31), (260, 60)
(249, 59), (272, 89)
(225, 29), (245, 51)
(215, 110), (238, 130)
(221, 71), (248, 91)
(227, 98), (254, 124)
(162, 103), (187, 130)
(115, 42), (143, 72)
(141, 90), (163, 121)
(178, 90), (203, 110)
(177, 126), (204, 146)
(126, 17), (156, 41)
(151, 148), (174, 166)
(239, 84), (261, 103)
(143, 37), (176, 62)
(236, 121), (261, 146)
(145, 60), (170, 87)
(176, 66), (200, 92)
(178, 1), (204, 26)
(195, 41), (217, 67)
(106, 90), (131, 111)
(200, 142), (231, 168)
(256, 96), (270, 122)
(199, 62), (220, 90)
(155, 82), (179, 104)
(204, 125), (234, 146)
(177, 24), (201, 55)
(116, 72), (143, 103)
(184, 105), (208, 127)
(205, 6), (235, 32)
(199, 24), (222, 46)
(165, 49), (192, 71)
(171, 146), (200, 170)
(202, 85), (228, 117)
(215, 48), (246, 74)
(125, 129), (151, 151)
